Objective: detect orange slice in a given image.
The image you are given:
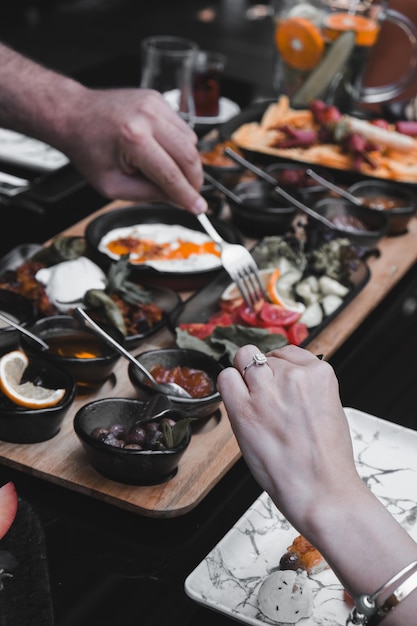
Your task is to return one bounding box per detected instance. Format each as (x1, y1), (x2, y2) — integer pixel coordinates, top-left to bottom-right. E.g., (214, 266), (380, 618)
(0, 350), (65, 409)
(267, 270), (306, 313)
(275, 17), (325, 71)
(323, 12), (380, 47)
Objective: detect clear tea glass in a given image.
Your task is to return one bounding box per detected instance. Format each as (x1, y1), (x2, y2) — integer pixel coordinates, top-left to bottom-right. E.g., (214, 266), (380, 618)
(271, 0), (417, 111)
(140, 35), (199, 124)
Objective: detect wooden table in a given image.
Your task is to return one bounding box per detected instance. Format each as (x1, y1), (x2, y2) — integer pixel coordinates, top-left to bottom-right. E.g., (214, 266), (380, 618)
(0, 200), (416, 518)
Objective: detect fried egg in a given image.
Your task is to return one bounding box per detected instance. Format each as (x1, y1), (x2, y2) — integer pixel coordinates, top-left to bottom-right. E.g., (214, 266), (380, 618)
(98, 224), (221, 272)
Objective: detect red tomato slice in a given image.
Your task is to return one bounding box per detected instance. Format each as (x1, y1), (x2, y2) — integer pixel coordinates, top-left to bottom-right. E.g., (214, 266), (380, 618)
(264, 326), (288, 338)
(236, 303), (260, 326)
(179, 323), (215, 339)
(287, 322), (309, 345)
(259, 302), (301, 327)
(208, 311), (234, 326)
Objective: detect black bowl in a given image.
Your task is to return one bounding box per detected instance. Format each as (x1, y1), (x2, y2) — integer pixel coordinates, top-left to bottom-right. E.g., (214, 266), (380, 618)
(226, 180), (297, 238)
(311, 197), (390, 249)
(127, 348), (222, 419)
(73, 395), (191, 485)
(20, 315), (123, 389)
(346, 180), (417, 236)
(0, 356), (76, 443)
(199, 138), (245, 188)
(85, 204), (243, 291)
(264, 162), (334, 200)
(0, 290), (36, 356)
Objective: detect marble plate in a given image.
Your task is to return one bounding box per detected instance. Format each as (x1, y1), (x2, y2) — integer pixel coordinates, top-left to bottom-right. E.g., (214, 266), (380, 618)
(185, 407), (417, 625)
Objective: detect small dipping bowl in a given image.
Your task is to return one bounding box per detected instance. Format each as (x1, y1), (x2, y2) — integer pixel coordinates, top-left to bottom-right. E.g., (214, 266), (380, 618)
(265, 162), (334, 200)
(312, 197), (390, 249)
(0, 290), (36, 356)
(20, 315), (124, 390)
(127, 348), (222, 419)
(0, 356), (76, 443)
(227, 180), (297, 238)
(73, 395), (191, 485)
(346, 179), (417, 236)
(199, 139), (245, 188)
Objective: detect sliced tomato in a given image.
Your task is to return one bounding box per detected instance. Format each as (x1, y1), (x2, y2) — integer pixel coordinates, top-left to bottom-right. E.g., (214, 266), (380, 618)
(236, 303), (260, 326)
(258, 302), (301, 327)
(208, 311), (234, 326)
(287, 322), (309, 345)
(179, 323), (215, 339)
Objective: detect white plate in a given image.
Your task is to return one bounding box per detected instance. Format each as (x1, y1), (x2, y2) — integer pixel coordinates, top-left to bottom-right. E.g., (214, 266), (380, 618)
(185, 407), (417, 625)
(163, 89), (240, 124)
(0, 128), (69, 172)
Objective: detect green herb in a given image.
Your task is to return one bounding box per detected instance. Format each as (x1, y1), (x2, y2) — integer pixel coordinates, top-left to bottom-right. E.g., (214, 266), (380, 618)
(176, 325), (288, 364)
(106, 255), (152, 305)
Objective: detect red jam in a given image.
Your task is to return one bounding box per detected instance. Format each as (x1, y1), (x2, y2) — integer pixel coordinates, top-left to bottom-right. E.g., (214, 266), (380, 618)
(150, 365), (214, 398)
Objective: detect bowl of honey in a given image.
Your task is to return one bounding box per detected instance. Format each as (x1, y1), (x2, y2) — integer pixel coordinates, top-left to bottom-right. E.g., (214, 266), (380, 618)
(20, 315), (124, 389)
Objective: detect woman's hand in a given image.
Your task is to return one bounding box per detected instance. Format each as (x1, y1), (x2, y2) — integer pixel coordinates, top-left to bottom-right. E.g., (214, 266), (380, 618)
(218, 344), (361, 533)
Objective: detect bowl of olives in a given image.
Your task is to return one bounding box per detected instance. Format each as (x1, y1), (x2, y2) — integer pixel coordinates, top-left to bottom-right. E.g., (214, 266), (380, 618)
(73, 394), (192, 485)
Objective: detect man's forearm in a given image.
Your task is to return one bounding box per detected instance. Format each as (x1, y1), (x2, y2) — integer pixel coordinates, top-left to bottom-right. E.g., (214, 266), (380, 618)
(0, 43), (86, 150)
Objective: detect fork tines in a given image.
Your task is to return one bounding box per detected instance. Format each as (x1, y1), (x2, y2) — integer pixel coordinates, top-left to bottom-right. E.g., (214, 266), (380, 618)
(233, 265), (266, 308)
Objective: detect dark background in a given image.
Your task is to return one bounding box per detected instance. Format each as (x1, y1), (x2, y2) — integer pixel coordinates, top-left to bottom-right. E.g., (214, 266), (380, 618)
(0, 2), (416, 624)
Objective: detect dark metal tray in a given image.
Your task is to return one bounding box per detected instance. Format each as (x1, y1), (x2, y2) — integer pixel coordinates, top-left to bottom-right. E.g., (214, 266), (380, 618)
(170, 237), (370, 353)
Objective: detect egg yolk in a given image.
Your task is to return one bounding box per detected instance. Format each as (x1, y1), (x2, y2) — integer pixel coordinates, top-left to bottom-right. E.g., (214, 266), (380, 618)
(105, 237), (220, 263)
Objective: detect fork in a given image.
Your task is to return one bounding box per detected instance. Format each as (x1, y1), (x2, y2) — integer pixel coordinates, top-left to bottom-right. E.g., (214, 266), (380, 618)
(197, 212), (266, 308)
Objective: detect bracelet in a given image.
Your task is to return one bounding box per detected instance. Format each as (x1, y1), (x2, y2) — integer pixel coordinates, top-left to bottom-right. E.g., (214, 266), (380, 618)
(346, 561), (417, 625)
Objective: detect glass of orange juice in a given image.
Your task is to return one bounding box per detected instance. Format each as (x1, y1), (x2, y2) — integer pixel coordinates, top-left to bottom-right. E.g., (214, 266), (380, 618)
(271, 0), (417, 111)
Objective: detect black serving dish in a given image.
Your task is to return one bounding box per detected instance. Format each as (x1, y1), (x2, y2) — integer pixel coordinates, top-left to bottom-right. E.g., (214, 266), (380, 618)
(0, 356), (76, 443)
(73, 395), (192, 485)
(0, 289), (37, 355)
(127, 348), (222, 419)
(226, 180), (297, 238)
(346, 179), (417, 236)
(85, 204), (244, 291)
(171, 237), (370, 361)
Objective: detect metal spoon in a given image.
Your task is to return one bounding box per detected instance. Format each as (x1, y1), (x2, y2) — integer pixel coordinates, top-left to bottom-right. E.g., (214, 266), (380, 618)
(305, 168), (364, 206)
(203, 170), (244, 205)
(0, 311), (49, 350)
(72, 308), (192, 399)
(223, 147), (338, 230)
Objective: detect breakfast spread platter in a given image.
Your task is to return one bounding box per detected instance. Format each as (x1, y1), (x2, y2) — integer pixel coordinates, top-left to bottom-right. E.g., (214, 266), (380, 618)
(185, 407), (417, 625)
(223, 96), (417, 185)
(0, 198), (415, 517)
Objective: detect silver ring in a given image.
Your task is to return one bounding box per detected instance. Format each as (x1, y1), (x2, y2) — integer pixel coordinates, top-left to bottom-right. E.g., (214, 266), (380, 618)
(242, 352), (268, 378)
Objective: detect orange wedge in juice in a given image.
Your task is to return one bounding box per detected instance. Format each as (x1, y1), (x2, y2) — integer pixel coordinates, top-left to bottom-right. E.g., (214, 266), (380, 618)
(275, 17), (325, 71)
(322, 12), (380, 47)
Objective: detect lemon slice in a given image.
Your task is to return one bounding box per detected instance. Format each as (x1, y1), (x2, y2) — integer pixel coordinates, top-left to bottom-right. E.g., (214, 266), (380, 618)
(0, 350), (65, 409)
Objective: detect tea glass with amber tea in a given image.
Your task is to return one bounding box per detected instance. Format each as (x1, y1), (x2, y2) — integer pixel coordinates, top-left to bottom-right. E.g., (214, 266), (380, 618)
(271, 0), (417, 111)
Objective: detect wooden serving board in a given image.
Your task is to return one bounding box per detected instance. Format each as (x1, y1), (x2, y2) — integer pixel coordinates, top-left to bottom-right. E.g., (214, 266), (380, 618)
(0, 200), (416, 517)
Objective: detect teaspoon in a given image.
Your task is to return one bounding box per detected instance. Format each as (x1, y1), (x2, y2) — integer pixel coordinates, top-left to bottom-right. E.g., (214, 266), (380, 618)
(223, 147), (338, 231)
(0, 312), (49, 351)
(305, 168), (364, 206)
(72, 308), (192, 399)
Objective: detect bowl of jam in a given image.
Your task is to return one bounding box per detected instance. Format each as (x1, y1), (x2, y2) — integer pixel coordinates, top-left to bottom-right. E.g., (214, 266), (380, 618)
(127, 348), (222, 419)
(346, 179), (417, 236)
(20, 315), (124, 390)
